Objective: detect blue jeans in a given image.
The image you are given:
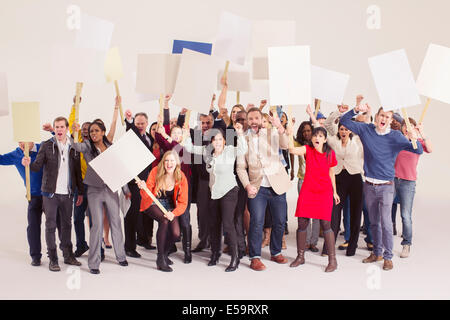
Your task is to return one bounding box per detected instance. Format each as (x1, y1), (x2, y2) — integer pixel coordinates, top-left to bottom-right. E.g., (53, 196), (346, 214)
(343, 196), (350, 242)
(394, 178), (416, 245)
(73, 185), (89, 250)
(248, 187), (287, 259)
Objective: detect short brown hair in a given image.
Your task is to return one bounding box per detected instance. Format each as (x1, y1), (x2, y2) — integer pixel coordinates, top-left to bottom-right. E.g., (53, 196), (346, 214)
(53, 116), (69, 127)
(135, 112), (148, 120)
(402, 117), (417, 127)
(247, 107), (262, 116)
(377, 107), (394, 116)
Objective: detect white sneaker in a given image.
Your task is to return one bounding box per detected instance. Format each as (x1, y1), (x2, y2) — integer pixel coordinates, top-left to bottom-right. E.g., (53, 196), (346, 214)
(400, 245), (410, 258)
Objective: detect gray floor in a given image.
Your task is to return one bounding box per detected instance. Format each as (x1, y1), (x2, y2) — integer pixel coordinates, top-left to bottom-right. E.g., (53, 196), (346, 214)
(0, 181), (449, 300)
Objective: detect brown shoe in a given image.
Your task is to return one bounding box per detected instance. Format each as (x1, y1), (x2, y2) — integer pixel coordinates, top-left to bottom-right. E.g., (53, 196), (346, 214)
(362, 253), (383, 263)
(250, 258), (266, 271)
(383, 259), (393, 271)
(270, 254), (288, 264)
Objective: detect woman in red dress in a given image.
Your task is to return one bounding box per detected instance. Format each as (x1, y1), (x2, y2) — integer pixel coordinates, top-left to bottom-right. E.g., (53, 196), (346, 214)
(287, 126), (340, 272)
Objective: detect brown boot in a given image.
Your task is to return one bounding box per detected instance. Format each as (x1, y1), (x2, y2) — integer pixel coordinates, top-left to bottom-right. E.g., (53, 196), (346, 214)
(323, 230), (337, 272)
(363, 253), (383, 263)
(290, 229), (306, 268)
(261, 228), (271, 248)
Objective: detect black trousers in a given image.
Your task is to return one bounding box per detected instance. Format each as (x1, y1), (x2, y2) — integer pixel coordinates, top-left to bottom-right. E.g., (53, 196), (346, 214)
(195, 178), (211, 245)
(234, 183), (247, 253)
(330, 170), (363, 254)
(209, 187), (239, 254)
(124, 183), (154, 251)
(27, 196), (44, 260)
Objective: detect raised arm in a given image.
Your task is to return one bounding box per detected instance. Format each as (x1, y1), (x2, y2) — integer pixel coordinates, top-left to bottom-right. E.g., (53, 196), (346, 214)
(70, 123), (92, 154)
(416, 123), (432, 153)
(306, 104), (320, 128)
(163, 94), (171, 126)
(324, 110), (341, 136)
(339, 105), (369, 136)
(180, 129), (205, 155)
(106, 96), (120, 142)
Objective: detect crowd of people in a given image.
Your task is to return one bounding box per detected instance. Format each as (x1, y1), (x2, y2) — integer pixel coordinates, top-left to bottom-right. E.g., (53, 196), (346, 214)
(0, 79), (432, 274)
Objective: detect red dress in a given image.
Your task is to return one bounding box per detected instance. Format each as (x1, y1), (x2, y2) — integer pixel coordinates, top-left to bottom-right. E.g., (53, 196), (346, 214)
(295, 145), (337, 221)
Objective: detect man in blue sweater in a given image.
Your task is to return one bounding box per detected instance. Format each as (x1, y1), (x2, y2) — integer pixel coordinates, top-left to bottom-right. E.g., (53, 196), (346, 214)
(340, 104), (423, 271)
(0, 142), (44, 266)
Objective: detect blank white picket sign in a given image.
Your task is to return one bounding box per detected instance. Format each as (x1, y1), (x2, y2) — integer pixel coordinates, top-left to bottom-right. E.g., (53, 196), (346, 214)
(416, 43), (450, 105)
(368, 49), (421, 111)
(89, 130), (156, 193)
(75, 13), (114, 51)
(311, 65), (350, 105)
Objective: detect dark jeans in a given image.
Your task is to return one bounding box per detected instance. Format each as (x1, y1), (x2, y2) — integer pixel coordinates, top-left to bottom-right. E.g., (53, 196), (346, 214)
(330, 170), (363, 254)
(247, 187), (287, 259)
(209, 187), (239, 254)
(27, 196), (44, 260)
(42, 194), (74, 258)
(73, 184), (89, 250)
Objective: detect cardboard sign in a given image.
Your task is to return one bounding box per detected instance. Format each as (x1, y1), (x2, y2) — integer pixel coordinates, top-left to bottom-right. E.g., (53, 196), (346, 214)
(268, 46), (311, 106)
(172, 49), (218, 114)
(216, 70), (251, 92)
(11, 102), (41, 142)
(75, 13), (114, 51)
(416, 43), (450, 105)
(253, 57), (269, 80)
(135, 54), (181, 95)
(311, 65), (350, 105)
(213, 11), (252, 65)
(104, 47), (124, 82)
(172, 40), (212, 55)
(0, 72), (8, 116)
(252, 20), (296, 57)
(89, 129), (156, 193)
(368, 49), (421, 111)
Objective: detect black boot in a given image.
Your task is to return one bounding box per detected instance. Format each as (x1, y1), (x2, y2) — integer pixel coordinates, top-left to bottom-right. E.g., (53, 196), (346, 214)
(225, 245), (239, 272)
(63, 245), (81, 266)
(182, 226), (192, 264)
(156, 253), (172, 272)
(207, 251), (220, 266)
(48, 249), (60, 272)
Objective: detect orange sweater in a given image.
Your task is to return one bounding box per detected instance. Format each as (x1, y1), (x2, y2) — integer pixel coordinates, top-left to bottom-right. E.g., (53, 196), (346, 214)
(140, 166), (188, 216)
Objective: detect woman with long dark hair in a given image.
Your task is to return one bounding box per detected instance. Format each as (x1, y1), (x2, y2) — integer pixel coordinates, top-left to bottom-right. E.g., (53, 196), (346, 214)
(72, 114), (127, 274)
(137, 150), (188, 272)
(182, 124), (247, 272)
(287, 124), (340, 272)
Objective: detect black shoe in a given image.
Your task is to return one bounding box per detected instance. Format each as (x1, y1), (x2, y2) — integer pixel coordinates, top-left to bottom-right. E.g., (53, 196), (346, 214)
(165, 256), (173, 265)
(157, 254), (172, 272)
(49, 259), (60, 272)
(118, 260), (128, 267)
(192, 242), (206, 253)
(103, 239), (112, 249)
(64, 255), (82, 266)
(207, 252), (220, 266)
(90, 269), (100, 274)
(168, 244), (177, 255)
(309, 245), (319, 253)
(74, 245), (89, 258)
(143, 243), (156, 250)
(393, 223), (397, 236)
(126, 250), (141, 258)
(31, 258), (41, 266)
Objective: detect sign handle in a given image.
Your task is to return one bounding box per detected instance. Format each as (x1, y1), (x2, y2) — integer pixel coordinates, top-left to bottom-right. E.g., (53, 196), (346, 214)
(73, 82), (83, 141)
(114, 80), (125, 126)
(24, 143), (31, 202)
(401, 108), (418, 149)
(184, 109), (191, 129)
(134, 177), (172, 221)
(419, 97), (431, 123)
(236, 91), (240, 105)
(314, 99), (321, 118)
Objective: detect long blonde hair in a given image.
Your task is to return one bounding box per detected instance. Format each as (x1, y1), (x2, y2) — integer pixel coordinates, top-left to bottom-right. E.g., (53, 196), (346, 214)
(154, 150), (182, 197)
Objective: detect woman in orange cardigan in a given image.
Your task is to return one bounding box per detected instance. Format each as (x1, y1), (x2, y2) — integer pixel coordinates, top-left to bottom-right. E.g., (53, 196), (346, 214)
(137, 150), (188, 272)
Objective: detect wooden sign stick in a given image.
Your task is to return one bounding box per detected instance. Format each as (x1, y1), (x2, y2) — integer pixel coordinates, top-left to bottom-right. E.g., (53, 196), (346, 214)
(184, 110), (191, 129)
(236, 91), (240, 105)
(73, 82), (83, 142)
(24, 143), (31, 201)
(401, 108), (418, 149)
(287, 105), (295, 146)
(134, 176), (172, 221)
(114, 80), (125, 126)
(314, 99), (321, 117)
(419, 97), (431, 123)
(223, 60), (230, 80)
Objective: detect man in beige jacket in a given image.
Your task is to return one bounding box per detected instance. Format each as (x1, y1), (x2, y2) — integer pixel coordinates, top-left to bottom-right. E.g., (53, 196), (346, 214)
(237, 107), (291, 271)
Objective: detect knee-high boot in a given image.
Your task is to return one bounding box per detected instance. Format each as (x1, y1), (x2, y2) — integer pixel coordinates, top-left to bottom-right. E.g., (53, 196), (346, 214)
(290, 229), (307, 268)
(225, 245), (239, 272)
(323, 229), (337, 272)
(182, 225), (192, 264)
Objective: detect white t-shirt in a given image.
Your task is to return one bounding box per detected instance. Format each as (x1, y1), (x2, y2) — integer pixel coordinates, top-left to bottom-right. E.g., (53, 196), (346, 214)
(55, 139), (70, 195)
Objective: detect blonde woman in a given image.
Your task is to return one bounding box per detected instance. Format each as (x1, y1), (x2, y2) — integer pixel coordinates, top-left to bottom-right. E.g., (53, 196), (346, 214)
(137, 150), (188, 272)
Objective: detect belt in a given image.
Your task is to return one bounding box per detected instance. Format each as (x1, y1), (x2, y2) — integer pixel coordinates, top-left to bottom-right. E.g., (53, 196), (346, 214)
(365, 180), (393, 186)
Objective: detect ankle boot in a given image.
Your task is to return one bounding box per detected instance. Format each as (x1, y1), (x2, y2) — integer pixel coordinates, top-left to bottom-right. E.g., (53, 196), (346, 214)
(182, 226), (192, 264)
(324, 230), (337, 272)
(261, 228), (271, 248)
(290, 229), (307, 268)
(156, 253), (172, 272)
(225, 245), (239, 272)
(208, 251), (220, 266)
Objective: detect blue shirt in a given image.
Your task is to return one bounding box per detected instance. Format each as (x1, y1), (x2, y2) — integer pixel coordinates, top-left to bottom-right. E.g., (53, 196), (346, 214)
(340, 110), (423, 181)
(0, 144), (43, 196)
